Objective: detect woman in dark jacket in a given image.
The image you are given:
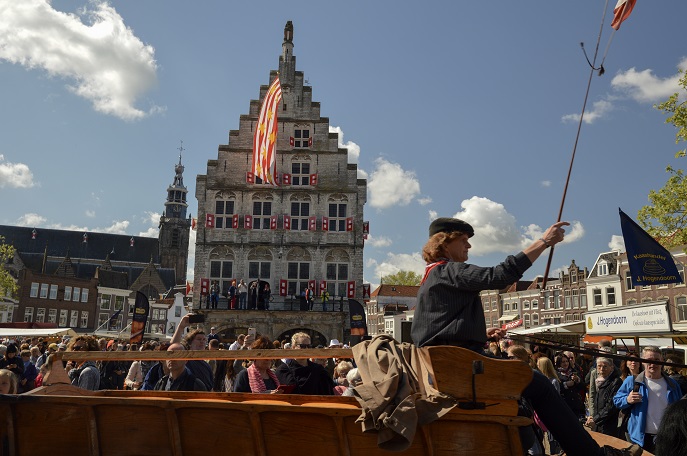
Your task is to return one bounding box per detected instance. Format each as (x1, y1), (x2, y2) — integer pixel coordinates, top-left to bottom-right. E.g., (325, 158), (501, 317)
(555, 353), (586, 419)
(586, 357), (623, 437)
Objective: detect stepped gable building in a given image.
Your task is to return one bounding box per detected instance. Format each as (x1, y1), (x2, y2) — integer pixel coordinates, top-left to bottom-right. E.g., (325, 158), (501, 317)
(194, 21), (367, 317)
(0, 157), (190, 330)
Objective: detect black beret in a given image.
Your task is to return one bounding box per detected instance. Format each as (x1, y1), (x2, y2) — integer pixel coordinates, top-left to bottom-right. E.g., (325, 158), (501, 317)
(6, 343), (18, 354)
(429, 217), (474, 238)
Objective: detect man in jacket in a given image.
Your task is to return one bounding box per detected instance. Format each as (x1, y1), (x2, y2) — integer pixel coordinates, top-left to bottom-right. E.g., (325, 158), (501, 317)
(613, 346), (682, 454)
(276, 332), (333, 395)
(154, 343), (207, 391)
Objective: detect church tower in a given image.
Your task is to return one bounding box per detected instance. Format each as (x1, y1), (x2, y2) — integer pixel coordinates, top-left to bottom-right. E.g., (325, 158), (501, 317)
(159, 147), (191, 285)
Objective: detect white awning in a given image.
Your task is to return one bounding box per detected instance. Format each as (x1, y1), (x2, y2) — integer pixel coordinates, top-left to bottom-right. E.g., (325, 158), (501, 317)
(508, 321), (585, 335)
(498, 314), (517, 322)
(0, 327), (77, 338)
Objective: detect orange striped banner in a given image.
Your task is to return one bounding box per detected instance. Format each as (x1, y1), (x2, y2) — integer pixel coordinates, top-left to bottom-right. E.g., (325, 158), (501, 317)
(252, 76), (282, 185)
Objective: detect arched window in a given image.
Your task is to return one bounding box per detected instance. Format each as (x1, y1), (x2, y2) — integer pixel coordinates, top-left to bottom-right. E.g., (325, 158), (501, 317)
(325, 249), (351, 298)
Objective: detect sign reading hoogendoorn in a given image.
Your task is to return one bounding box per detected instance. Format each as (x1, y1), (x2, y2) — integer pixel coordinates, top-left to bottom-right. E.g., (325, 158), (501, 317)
(584, 302), (672, 335)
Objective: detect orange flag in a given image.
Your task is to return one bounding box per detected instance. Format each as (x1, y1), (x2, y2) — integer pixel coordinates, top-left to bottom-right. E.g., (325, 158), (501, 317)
(252, 76), (282, 185)
(611, 0), (636, 30)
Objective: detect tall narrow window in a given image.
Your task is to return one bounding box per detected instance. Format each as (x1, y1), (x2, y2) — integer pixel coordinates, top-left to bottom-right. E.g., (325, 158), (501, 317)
(287, 262), (310, 296)
(328, 203), (347, 232)
(292, 162), (311, 185)
(253, 200), (272, 229)
(215, 199), (235, 229)
(290, 201), (310, 230)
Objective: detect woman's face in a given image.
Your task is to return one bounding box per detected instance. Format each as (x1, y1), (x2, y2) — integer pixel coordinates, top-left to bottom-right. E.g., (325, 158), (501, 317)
(253, 358), (271, 371)
(558, 357), (569, 369)
(0, 376), (11, 394)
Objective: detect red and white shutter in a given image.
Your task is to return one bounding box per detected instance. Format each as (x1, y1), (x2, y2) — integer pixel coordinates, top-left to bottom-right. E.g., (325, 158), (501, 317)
(309, 173), (318, 186)
(232, 214), (239, 228)
(322, 216), (329, 231)
(347, 281), (356, 298)
(279, 280), (288, 296)
(346, 217), (353, 232)
(270, 215), (278, 230)
(246, 172), (255, 184)
(289, 137), (295, 147)
(308, 137), (313, 147)
(308, 216), (317, 231)
(282, 173), (291, 185)
(205, 214), (215, 228)
(283, 215), (291, 230)
(319, 281), (327, 293)
(244, 215), (252, 229)
(308, 280), (316, 290)
(200, 278), (210, 295)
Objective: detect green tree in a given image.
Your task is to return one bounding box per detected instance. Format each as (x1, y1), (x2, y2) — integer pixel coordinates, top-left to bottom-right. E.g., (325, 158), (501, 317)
(0, 236), (17, 296)
(382, 270), (422, 286)
(638, 70), (687, 247)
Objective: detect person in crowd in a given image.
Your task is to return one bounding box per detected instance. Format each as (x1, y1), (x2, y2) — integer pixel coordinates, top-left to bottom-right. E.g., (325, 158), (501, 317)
(19, 349), (38, 393)
(229, 334), (245, 351)
(233, 336), (283, 393)
(654, 398), (687, 456)
(342, 367), (361, 397)
(263, 282), (271, 310)
(35, 363), (48, 388)
(207, 338), (221, 377)
(154, 343), (207, 392)
(618, 350), (644, 440)
(276, 332), (334, 395)
(554, 352), (587, 420)
(29, 346), (41, 366)
(507, 345), (537, 370)
(586, 357), (623, 437)
(207, 327), (220, 343)
(140, 342), (171, 391)
(333, 360), (354, 395)
(321, 289), (330, 311)
(66, 335), (100, 391)
(305, 284), (315, 311)
(170, 314), (213, 391)
(588, 346), (616, 418)
(124, 345), (149, 390)
(210, 281), (219, 309)
(213, 355), (238, 393)
(0, 368), (17, 394)
(537, 357), (562, 455)
(0, 343), (24, 378)
(100, 339), (126, 390)
(238, 279), (248, 310)
(410, 217), (637, 456)
(614, 346), (682, 454)
(488, 341), (502, 358)
(249, 281), (258, 310)
(36, 343), (58, 369)
(228, 280), (237, 310)
(663, 355), (687, 396)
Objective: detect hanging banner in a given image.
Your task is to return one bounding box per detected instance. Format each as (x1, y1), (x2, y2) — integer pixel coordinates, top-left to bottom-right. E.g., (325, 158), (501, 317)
(348, 299), (367, 336)
(129, 291), (150, 344)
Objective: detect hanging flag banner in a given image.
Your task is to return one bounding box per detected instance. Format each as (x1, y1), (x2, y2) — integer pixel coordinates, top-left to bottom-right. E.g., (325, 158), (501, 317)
(108, 309), (122, 330)
(348, 299), (367, 336)
(252, 76), (282, 185)
(611, 0), (636, 30)
(619, 208), (681, 286)
(129, 291), (150, 344)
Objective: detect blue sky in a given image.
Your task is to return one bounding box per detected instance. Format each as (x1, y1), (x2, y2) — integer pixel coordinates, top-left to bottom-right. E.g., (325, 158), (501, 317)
(1, 1), (686, 288)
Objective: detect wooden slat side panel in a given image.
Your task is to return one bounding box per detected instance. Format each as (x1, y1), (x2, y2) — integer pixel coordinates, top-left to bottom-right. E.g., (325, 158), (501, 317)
(260, 412), (342, 456)
(428, 420), (512, 456)
(0, 402), (16, 456)
(96, 404), (173, 456)
(343, 414), (428, 456)
(176, 408), (258, 456)
(14, 403), (92, 456)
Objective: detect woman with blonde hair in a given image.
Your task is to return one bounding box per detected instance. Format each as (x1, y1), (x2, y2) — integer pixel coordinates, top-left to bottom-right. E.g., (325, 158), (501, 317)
(0, 368), (18, 394)
(537, 357), (562, 454)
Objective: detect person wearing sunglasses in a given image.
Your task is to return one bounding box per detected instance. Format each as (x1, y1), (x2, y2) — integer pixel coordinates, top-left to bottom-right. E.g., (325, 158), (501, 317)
(65, 335), (100, 391)
(275, 332), (334, 395)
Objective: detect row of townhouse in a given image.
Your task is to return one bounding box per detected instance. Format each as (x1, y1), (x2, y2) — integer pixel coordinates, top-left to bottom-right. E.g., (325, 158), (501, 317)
(483, 248), (687, 332)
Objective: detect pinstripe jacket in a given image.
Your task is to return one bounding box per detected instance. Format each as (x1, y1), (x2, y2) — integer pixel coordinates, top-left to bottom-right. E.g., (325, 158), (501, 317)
(411, 252), (531, 351)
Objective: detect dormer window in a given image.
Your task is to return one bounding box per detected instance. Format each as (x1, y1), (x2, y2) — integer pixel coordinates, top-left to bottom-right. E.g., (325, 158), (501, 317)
(598, 260), (608, 276)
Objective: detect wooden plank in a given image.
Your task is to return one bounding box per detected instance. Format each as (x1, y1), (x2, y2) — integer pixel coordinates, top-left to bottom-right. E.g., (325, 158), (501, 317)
(59, 348), (354, 362)
(421, 346), (532, 402)
(0, 402), (16, 456)
(86, 406), (100, 456)
(165, 407), (183, 456)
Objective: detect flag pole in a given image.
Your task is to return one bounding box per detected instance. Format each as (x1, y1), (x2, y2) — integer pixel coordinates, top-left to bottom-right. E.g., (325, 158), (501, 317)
(541, 1), (610, 289)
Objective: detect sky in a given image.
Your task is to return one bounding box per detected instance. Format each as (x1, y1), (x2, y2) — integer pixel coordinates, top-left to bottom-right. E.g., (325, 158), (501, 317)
(1, 0), (687, 290)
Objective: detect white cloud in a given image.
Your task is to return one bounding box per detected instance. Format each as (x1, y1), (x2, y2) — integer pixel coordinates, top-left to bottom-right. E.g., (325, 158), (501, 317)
(608, 235), (625, 252)
(0, 154), (35, 188)
(367, 252), (425, 283)
(15, 213), (47, 227)
(368, 158), (421, 209)
(428, 210), (438, 221)
(357, 168), (368, 180)
(329, 126), (360, 163)
(85, 210), (96, 218)
(451, 196), (584, 256)
(541, 180), (551, 187)
(138, 211), (160, 237)
(100, 220), (129, 234)
(0, 0), (160, 120)
(611, 58), (687, 103)
(417, 197), (432, 206)
(562, 99), (613, 124)
(366, 235), (392, 248)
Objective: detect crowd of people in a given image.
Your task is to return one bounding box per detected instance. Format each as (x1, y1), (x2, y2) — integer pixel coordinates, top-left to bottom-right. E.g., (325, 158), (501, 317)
(205, 278), (272, 310)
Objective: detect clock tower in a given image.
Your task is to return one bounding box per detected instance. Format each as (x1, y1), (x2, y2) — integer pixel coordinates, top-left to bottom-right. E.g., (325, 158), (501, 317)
(159, 148), (191, 285)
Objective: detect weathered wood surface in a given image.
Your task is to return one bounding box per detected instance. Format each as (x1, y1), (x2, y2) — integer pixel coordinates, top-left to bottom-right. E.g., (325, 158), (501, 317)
(588, 431), (654, 456)
(0, 346), (641, 456)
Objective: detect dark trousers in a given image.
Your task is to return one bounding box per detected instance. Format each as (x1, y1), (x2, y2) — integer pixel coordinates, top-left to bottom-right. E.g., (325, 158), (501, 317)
(525, 371), (604, 456)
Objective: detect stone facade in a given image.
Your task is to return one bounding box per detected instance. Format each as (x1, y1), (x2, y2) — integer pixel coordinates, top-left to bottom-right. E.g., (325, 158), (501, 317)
(193, 22), (366, 343)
